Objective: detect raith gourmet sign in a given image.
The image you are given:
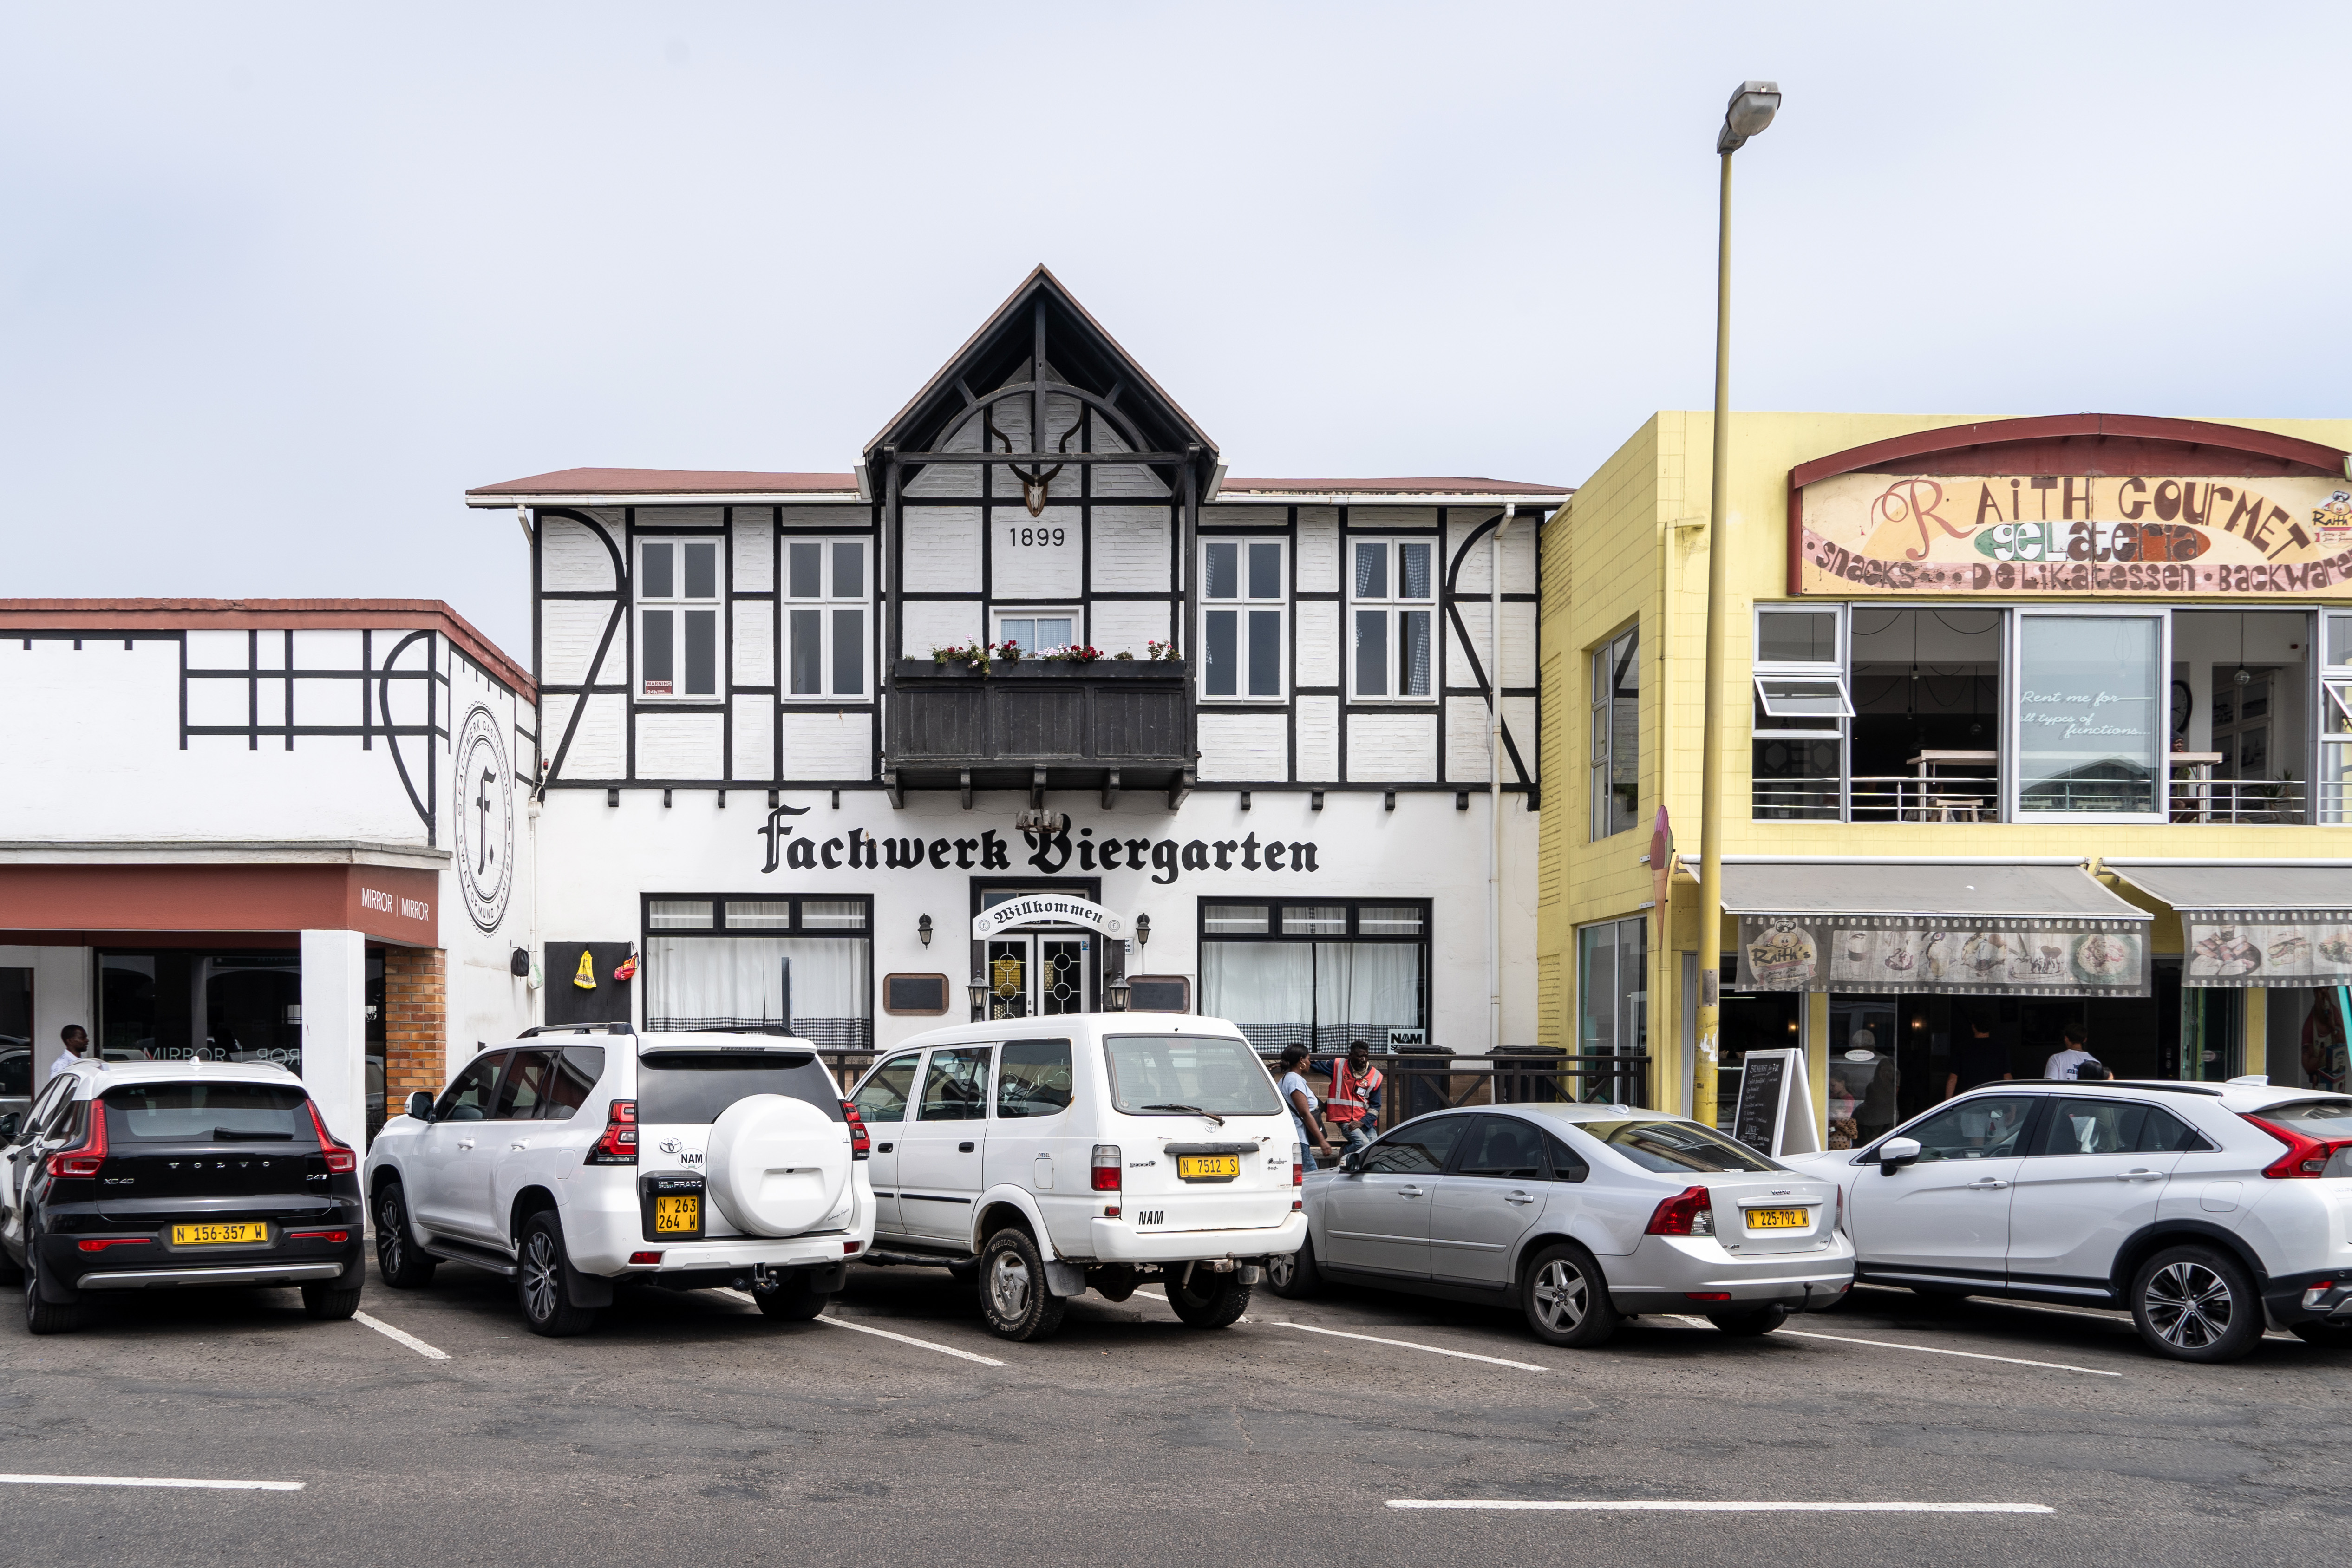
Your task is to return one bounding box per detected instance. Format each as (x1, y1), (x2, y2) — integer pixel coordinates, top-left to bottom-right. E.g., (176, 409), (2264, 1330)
(1796, 471), (2352, 597)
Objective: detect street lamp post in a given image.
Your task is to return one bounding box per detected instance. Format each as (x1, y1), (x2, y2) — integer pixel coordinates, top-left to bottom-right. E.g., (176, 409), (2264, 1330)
(1692, 80), (1781, 1129)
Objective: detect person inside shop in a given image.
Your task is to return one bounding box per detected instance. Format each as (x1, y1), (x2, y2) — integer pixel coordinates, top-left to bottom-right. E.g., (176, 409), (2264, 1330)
(48, 1024), (90, 1079)
(1317, 1040), (1384, 1157)
(1277, 1045), (1334, 1172)
(2304, 993), (2348, 1093)
(1944, 1012), (2012, 1101)
(2043, 1020), (2104, 1082)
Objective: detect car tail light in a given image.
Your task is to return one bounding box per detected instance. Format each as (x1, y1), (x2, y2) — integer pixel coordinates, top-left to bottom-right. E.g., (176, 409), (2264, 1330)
(1294, 1144), (1305, 1186)
(587, 1099), (639, 1166)
(1645, 1185), (1716, 1236)
(2243, 1113), (2352, 1179)
(1091, 1144), (1121, 1192)
(78, 1237), (149, 1252)
(841, 1100), (871, 1160)
(843, 1240), (862, 1254)
(305, 1101), (358, 1174)
(628, 1250), (662, 1266)
(289, 1230), (350, 1243)
(46, 1101), (108, 1178)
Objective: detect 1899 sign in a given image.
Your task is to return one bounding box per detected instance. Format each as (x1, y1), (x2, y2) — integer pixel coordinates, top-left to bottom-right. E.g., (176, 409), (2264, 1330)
(1007, 527), (1067, 547)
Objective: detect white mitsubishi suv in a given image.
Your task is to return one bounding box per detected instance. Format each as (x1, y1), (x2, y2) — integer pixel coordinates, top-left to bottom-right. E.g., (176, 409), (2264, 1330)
(843, 1013), (1307, 1341)
(364, 1023), (874, 1335)
(1782, 1076), (2352, 1362)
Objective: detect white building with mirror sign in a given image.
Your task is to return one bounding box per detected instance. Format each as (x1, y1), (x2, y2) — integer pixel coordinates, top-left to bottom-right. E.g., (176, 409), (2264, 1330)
(470, 268), (1567, 1058)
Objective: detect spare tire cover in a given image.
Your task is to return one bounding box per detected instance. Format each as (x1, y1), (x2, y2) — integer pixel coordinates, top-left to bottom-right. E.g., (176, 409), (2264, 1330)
(705, 1093), (852, 1237)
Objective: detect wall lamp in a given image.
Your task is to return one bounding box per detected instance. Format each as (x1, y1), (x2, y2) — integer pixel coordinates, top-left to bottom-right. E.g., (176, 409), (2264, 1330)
(1134, 913), (1151, 947)
(918, 914), (933, 947)
(1104, 974), (1133, 1013)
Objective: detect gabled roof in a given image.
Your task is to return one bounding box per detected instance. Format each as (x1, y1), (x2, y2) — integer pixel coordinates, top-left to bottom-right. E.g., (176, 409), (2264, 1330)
(466, 468), (859, 503)
(863, 266), (1218, 483)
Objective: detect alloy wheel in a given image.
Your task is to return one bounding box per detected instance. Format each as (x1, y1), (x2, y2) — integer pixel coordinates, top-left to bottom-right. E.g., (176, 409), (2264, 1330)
(988, 1249), (1032, 1320)
(521, 1231), (562, 1322)
(1265, 1252), (1295, 1290)
(1532, 1258), (1587, 1333)
(2145, 1260), (2233, 1349)
(377, 1195), (404, 1274)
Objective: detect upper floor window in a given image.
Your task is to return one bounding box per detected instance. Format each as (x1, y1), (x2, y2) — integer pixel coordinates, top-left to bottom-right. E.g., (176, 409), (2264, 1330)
(639, 539), (719, 699)
(2325, 612), (2352, 824)
(784, 538), (867, 699)
(1202, 539), (1284, 700)
(994, 609), (1078, 658)
(1590, 626), (1639, 839)
(1350, 539), (1433, 699)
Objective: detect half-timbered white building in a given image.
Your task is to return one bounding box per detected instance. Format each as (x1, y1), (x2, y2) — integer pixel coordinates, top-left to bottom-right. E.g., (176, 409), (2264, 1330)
(471, 269), (1565, 1056)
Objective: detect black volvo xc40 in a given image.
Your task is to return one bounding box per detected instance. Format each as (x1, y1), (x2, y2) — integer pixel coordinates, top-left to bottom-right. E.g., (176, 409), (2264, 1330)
(0, 1063), (366, 1334)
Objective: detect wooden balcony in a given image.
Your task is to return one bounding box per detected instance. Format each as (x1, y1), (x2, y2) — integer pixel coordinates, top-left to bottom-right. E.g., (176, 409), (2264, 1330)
(883, 659), (1196, 806)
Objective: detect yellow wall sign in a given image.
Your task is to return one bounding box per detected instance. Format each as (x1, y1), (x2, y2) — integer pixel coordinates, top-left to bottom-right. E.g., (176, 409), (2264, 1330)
(1796, 471), (2352, 597)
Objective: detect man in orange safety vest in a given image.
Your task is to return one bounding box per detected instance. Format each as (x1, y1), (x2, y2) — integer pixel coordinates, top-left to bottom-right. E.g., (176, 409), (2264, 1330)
(1321, 1040), (1385, 1157)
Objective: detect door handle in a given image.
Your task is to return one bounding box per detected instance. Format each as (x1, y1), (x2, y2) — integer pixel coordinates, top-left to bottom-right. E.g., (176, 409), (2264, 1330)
(1505, 1192), (1536, 1206)
(1964, 1177), (2009, 1190)
(509, 1143), (527, 1151)
(1398, 1185), (1425, 1198)
(958, 1142), (975, 1153)
(457, 1139), (475, 1150)
(876, 1142), (894, 1154)
(2117, 1168), (2165, 1181)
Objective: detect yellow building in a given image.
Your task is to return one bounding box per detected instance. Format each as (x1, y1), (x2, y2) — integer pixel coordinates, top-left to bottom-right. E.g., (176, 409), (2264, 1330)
(1538, 411), (2352, 1142)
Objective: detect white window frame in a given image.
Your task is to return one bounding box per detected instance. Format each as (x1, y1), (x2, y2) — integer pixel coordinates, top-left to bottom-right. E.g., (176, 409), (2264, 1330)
(991, 606), (1084, 660)
(1347, 537), (1436, 702)
(2321, 610), (2352, 824)
(636, 536), (724, 701)
(1590, 624), (1639, 841)
(2006, 606), (2170, 824)
(781, 536), (870, 701)
(1198, 537), (1287, 702)
(1750, 603), (1849, 821)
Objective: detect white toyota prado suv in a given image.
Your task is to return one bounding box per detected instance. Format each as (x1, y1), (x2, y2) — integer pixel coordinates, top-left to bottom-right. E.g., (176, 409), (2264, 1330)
(844, 1013), (1308, 1341)
(363, 1023), (875, 1335)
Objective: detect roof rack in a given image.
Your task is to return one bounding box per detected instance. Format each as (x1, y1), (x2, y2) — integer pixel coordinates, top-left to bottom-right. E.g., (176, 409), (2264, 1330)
(517, 1021), (636, 1038)
(1987, 1078), (2226, 1097)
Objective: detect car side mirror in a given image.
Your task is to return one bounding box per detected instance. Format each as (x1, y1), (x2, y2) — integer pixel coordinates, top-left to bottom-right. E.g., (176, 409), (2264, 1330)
(1336, 1150), (1360, 1175)
(404, 1091), (436, 1124)
(1877, 1136), (1921, 1176)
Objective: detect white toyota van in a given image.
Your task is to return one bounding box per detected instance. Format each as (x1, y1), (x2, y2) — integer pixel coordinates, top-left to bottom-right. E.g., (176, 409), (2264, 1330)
(846, 1013), (1307, 1341)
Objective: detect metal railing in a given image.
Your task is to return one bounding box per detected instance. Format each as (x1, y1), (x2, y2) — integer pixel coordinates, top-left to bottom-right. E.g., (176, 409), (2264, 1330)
(1752, 775), (1998, 823)
(1259, 1049), (1652, 1132)
(1756, 773), (2315, 824)
(2167, 777), (2306, 824)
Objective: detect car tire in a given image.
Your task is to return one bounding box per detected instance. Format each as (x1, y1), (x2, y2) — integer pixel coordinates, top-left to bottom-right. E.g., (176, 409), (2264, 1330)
(373, 1183), (438, 1289)
(2130, 1244), (2262, 1363)
(1708, 1304), (1789, 1337)
(976, 1228), (1065, 1342)
(1166, 1266), (1251, 1330)
(1264, 1237), (1322, 1300)
(302, 1283), (363, 1321)
(0, 1243), (23, 1287)
(24, 1245), (81, 1336)
(516, 1211), (598, 1338)
(2290, 1319), (2352, 1349)
(754, 1276), (830, 1322)
(1520, 1242), (1617, 1348)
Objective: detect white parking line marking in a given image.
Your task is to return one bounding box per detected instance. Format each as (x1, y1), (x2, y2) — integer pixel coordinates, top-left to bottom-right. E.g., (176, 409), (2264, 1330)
(1853, 1285), (2304, 1343)
(1779, 1328), (2119, 1377)
(1274, 1320), (1547, 1372)
(1386, 1499), (2051, 1514)
(353, 1311), (450, 1361)
(715, 1290), (1007, 1367)
(0, 1474), (305, 1492)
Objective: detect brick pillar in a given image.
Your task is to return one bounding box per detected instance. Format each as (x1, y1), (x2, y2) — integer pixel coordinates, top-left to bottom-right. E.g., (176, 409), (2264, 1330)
(382, 947), (447, 1110)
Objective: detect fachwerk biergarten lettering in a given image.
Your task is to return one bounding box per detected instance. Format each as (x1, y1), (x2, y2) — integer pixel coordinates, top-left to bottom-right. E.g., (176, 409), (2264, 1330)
(756, 803), (1319, 883)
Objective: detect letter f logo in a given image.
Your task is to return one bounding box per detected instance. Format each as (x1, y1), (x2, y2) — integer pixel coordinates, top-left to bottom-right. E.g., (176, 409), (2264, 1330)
(756, 802), (810, 873)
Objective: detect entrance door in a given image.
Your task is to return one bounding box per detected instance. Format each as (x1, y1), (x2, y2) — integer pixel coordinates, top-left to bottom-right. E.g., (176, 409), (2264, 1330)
(983, 934), (1089, 1021)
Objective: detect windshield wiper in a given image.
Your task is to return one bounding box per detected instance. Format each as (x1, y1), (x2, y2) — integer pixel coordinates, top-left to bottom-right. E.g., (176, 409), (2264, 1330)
(1143, 1103), (1225, 1126)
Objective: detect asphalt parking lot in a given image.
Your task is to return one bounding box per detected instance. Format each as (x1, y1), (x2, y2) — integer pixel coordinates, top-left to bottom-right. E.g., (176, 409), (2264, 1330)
(4, 1261), (2351, 1567)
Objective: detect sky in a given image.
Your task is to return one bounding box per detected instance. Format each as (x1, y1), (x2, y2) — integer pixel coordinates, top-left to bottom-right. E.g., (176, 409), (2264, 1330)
(4, 2), (2348, 655)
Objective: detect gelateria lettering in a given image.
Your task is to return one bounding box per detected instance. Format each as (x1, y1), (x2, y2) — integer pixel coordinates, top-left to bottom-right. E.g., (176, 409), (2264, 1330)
(756, 804), (1317, 884)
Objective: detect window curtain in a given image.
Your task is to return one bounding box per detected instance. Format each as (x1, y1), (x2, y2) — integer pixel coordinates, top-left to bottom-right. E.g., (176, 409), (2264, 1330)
(1201, 943), (1313, 1050)
(646, 937), (871, 1048)
(1314, 942), (1422, 1050)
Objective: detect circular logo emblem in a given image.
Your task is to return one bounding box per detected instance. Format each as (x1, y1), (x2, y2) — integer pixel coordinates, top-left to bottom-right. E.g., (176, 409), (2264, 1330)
(659, 1138), (682, 1156)
(452, 705), (515, 933)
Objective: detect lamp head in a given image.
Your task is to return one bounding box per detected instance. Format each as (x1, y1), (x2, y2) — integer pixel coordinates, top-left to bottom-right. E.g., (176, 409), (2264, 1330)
(1717, 80), (1782, 154)
(1104, 975), (1132, 1013)
(1135, 912), (1152, 947)
(918, 914), (933, 947)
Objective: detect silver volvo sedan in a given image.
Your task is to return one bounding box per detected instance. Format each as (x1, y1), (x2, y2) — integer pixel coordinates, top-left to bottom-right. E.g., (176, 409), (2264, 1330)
(1267, 1104), (1855, 1346)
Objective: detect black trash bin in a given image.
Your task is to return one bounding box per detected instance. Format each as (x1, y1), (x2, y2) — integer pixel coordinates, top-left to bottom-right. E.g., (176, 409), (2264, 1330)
(1389, 1039), (1453, 1124)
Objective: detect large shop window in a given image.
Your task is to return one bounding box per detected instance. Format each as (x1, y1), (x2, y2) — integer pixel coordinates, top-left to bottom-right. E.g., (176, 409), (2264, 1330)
(1576, 917), (1647, 1071)
(1589, 627), (1639, 839)
(1197, 900), (1428, 1052)
(1350, 539), (1432, 700)
(642, 895), (873, 1049)
(638, 537), (721, 699)
(98, 951), (304, 1071)
(784, 538), (867, 699)
(1202, 538), (1285, 699)
(2015, 612), (2165, 818)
